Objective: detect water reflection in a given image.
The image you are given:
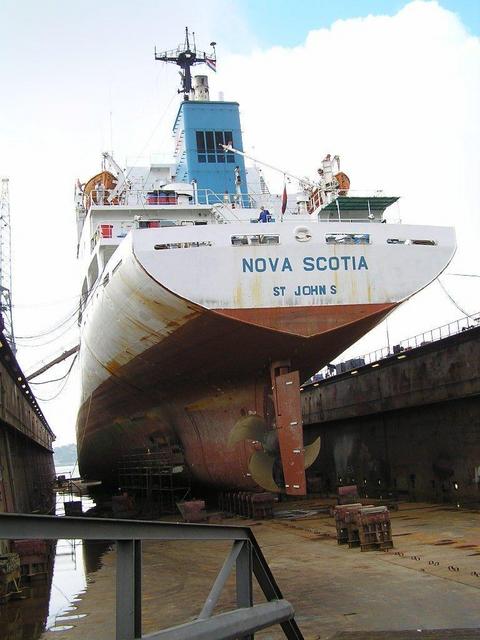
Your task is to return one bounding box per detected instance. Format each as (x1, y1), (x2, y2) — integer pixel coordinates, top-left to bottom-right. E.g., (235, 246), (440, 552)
(0, 572), (53, 639)
(0, 476), (109, 639)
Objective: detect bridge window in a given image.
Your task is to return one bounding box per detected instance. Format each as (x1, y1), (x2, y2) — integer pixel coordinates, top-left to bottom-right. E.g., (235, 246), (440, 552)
(196, 130), (235, 163)
(326, 233), (370, 245)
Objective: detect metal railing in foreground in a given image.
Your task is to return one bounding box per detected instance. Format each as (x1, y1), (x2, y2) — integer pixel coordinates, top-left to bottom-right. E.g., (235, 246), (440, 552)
(0, 513), (303, 640)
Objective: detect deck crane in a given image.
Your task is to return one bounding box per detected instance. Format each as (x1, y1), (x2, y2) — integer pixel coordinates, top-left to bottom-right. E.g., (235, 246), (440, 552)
(220, 143), (317, 194)
(102, 152), (131, 204)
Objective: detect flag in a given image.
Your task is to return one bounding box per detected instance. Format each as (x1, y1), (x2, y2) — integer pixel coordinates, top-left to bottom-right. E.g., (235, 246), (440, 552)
(281, 183), (287, 214)
(205, 57), (216, 72)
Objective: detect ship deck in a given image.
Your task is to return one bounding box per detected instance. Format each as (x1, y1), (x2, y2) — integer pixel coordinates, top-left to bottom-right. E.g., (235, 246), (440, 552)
(40, 498), (480, 640)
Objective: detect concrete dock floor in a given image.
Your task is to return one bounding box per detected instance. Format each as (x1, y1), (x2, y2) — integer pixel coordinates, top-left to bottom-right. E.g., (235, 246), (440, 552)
(40, 500), (480, 639)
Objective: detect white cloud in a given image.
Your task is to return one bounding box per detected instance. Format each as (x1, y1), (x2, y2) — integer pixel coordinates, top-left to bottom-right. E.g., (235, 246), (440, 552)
(213, 0), (480, 357)
(0, 0), (253, 445)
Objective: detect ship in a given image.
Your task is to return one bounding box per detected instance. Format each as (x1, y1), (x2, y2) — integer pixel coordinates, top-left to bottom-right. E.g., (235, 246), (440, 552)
(74, 30), (456, 496)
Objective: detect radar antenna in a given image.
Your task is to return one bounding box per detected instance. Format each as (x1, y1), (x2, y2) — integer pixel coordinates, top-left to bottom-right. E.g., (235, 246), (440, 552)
(154, 27), (217, 100)
(0, 178), (15, 353)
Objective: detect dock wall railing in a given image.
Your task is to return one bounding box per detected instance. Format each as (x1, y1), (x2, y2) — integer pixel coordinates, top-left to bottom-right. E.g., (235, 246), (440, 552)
(308, 312), (480, 383)
(0, 513), (303, 640)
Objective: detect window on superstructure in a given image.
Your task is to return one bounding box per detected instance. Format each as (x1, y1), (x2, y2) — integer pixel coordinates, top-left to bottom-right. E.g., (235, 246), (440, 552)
(231, 235), (280, 246)
(196, 131), (205, 151)
(387, 238), (436, 246)
(196, 130), (235, 163)
(154, 241), (213, 250)
(225, 131), (234, 163)
(326, 233), (370, 245)
(410, 239), (437, 246)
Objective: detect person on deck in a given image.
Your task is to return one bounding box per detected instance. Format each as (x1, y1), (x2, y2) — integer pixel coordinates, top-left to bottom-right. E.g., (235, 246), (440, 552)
(258, 206), (271, 223)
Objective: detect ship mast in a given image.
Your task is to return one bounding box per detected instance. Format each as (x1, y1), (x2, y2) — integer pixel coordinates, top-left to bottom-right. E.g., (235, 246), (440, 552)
(154, 27), (217, 100)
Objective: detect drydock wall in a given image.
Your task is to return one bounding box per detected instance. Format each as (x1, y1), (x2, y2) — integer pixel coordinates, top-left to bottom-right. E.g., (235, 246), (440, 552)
(302, 326), (480, 503)
(0, 337), (55, 521)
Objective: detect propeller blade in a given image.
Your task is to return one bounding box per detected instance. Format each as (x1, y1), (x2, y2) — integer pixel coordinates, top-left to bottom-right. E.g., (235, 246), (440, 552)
(248, 451), (281, 493)
(304, 436), (321, 469)
(228, 415), (267, 448)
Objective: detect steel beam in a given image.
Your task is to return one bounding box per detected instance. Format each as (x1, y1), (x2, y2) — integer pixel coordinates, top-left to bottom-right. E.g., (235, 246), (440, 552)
(0, 513), (250, 542)
(236, 540), (253, 640)
(143, 600), (294, 640)
(116, 540), (142, 640)
(199, 540), (243, 619)
(134, 540), (141, 638)
(250, 534), (304, 640)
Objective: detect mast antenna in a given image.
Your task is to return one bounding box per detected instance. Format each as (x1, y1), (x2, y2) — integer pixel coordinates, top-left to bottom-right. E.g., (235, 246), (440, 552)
(0, 178), (16, 353)
(154, 27), (217, 100)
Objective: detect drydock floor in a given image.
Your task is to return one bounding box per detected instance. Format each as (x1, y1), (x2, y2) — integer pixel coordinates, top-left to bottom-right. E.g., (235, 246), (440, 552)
(40, 500), (480, 640)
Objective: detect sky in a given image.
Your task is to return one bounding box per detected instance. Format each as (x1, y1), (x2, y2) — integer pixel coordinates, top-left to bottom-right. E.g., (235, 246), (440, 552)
(0, 0), (479, 447)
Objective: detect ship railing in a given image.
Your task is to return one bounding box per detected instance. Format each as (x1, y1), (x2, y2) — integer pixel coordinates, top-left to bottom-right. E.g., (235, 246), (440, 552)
(0, 512), (303, 640)
(199, 190), (402, 223)
(87, 188), (303, 214)
(308, 312), (480, 383)
(87, 189), (401, 223)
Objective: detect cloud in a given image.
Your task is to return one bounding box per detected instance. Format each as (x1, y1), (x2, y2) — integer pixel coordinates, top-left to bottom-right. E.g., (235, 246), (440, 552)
(214, 0), (480, 355)
(0, 0), (253, 445)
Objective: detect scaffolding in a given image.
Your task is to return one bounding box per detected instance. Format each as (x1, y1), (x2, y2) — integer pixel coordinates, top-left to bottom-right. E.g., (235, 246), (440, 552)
(118, 443), (190, 515)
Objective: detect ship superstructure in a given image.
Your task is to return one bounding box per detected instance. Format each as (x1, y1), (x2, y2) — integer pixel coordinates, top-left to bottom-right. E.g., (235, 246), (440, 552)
(74, 31), (456, 496)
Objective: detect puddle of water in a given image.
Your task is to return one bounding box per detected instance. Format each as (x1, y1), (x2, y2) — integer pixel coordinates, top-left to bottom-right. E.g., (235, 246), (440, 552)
(0, 472), (110, 640)
(56, 614), (87, 621)
(49, 625), (75, 632)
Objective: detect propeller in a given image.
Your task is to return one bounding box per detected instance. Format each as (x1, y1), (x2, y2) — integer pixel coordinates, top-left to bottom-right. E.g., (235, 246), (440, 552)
(228, 413), (321, 492)
(227, 415), (267, 448)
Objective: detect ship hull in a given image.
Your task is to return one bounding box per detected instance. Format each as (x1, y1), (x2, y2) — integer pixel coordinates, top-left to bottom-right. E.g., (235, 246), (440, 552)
(77, 299), (395, 489)
(77, 221), (455, 490)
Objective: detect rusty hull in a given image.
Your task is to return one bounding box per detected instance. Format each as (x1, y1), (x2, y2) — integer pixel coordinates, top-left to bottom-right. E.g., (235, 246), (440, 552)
(77, 301), (396, 491)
